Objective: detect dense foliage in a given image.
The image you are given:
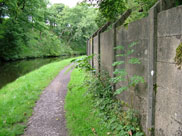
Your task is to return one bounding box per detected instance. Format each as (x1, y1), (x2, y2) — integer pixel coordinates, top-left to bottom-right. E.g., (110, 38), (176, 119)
(86, 73), (144, 136)
(0, 0), (60, 60)
(0, 1), (98, 61)
(47, 2), (98, 54)
(73, 40), (146, 135)
(86, 0), (182, 27)
(74, 55), (144, 135)
(86, 0), (157, 27)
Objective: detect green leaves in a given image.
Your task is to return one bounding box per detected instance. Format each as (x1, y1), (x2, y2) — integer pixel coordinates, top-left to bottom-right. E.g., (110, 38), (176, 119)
(113, 69), (127, 76)
(112, 61), (124, 66)
(129, 75), (145, 87)
(114, 87), (128, 95)
(111, 41), (144, 95)
(99, 0), (126, 20)
(127, 49), (134, 56)
(110, 76), (126, 84)
(73, 55), (95, 72)
(129, 58), (141, 64)
(48, 3), (98, 48)
(0, 0), (59, 60)
(114, 45), (124, 50)
(128, 41), (137, 48)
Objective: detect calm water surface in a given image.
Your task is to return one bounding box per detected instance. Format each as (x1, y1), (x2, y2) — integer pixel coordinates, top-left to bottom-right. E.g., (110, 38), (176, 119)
(0, 56), (70, 89)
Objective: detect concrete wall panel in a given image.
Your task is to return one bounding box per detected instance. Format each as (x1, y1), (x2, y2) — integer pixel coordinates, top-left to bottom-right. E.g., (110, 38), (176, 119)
(128, 17), (149, 40)
(100, 29), (114, 77)
(157, 36), (181, 63)
(94, 36), (99, 71)
(115, 18), (150, 133)
(158, 5), (182, 37)
(155, 5), (182, 136)
(155, 62), (182, 136)
(87, 4), (182, 136)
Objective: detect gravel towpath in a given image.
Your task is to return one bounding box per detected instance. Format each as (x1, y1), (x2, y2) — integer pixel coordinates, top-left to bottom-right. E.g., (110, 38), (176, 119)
(23, 64), (74, 136)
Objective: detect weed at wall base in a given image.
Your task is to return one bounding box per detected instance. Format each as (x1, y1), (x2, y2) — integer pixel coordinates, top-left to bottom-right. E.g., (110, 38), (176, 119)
(70, 54), (145, 135)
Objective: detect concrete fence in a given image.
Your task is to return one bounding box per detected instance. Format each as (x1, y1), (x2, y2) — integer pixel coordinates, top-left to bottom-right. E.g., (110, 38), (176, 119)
(87, 1), (182, 136)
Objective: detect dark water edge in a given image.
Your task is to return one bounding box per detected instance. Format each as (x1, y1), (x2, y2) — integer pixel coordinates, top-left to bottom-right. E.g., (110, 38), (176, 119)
(0, 55), (74, 89)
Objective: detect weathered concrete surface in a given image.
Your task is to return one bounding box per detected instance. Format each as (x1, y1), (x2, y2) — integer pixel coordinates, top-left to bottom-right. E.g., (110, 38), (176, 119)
(128, 17), (149, 41)
(93, 36), (99, 71)
(87, 3), (182, 136)
(100, 29), (114, 77)
(115, 16), (150, 133)
(155, 63), (182, 136)
(88, 39), (93, 66)
(23, 64), (74, 136)
(155, 6), (182, 135)
(158, 5), (182, 37)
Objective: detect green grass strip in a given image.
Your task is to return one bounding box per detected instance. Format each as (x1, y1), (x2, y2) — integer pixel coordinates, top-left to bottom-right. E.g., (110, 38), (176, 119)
(0, 57), (79, 136)
(65, 69), (110, 136)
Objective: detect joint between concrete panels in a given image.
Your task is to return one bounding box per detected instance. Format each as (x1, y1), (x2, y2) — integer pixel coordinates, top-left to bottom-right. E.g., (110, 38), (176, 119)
(147, 2), (160, 136)
(97, 31), (101, 73)
(91, 36), (94, 68)
(112, 24), (117, 91)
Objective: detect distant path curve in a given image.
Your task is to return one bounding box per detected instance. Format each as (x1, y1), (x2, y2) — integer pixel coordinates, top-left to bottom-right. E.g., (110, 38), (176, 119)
(23, 64), (74, 136)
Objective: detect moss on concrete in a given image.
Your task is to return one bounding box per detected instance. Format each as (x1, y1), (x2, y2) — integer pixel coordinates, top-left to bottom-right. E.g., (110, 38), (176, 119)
(175, 43), (182, 69)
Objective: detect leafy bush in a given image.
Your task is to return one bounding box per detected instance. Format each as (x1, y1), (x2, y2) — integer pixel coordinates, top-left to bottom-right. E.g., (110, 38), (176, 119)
(111, 42), (144, 95)
(74, 50), (145, 135)
(84, 72), (144, 136)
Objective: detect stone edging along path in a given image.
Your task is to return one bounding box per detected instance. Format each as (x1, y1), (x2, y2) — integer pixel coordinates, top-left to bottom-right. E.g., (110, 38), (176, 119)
(23, 64), (74, 136)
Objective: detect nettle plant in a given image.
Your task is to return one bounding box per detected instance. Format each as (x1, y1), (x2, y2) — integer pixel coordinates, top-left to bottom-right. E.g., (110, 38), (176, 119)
(74, 49), (145, 135)
(111, 42), (145, 95)
(72, 55), (95, 72)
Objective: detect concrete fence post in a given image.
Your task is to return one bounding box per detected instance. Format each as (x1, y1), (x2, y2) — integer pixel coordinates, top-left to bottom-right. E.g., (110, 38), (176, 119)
(147, 2), (160, 136)
(88, 38), (92, 65)
(97, 31), (101, 73)
(87, 40), (89, 56)
(112, 9), (132, 89)
(91, 37), (94, 68)
(112, 24), (117, 90)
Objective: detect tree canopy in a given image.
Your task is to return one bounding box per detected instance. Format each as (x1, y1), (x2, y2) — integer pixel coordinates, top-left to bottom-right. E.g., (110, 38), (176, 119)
(46, 2), (98, 53)
(0, 0), (98, 60)
(86, 0), (182, 27)
(1, 0), (181, 61)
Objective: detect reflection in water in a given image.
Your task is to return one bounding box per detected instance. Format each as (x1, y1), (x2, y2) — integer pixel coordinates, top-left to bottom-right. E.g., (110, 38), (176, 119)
(0, 56), (70, 89)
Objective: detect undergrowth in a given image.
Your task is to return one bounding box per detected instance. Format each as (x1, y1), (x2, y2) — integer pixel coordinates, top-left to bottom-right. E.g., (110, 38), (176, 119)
(68, 54), (144, 136)
(85, 72), (144, 136)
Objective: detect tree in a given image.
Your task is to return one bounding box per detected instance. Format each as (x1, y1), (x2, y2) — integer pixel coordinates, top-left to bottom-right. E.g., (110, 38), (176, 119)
(86, 0), (182, 26)
(47, 2), (98, 53)
(0, 0), (66, 60)
(46, 3), (65, 29)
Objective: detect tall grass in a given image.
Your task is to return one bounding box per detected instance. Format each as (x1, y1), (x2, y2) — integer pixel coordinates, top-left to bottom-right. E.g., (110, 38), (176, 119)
(65, 69), (110, 136)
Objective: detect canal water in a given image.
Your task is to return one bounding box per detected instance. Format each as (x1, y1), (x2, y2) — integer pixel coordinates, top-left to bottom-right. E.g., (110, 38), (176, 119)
(0, 56), (70, 89)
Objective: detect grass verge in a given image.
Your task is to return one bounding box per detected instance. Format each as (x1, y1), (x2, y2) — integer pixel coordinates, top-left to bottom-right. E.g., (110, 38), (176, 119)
(0, 57), (79, 136)
(65, 69), (144, 136)
(65, 69), (110, 136)
(65, 56), (144, 136)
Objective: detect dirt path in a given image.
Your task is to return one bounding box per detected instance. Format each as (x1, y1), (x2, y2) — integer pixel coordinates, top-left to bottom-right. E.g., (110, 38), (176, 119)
(23, 64), (74, 136)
